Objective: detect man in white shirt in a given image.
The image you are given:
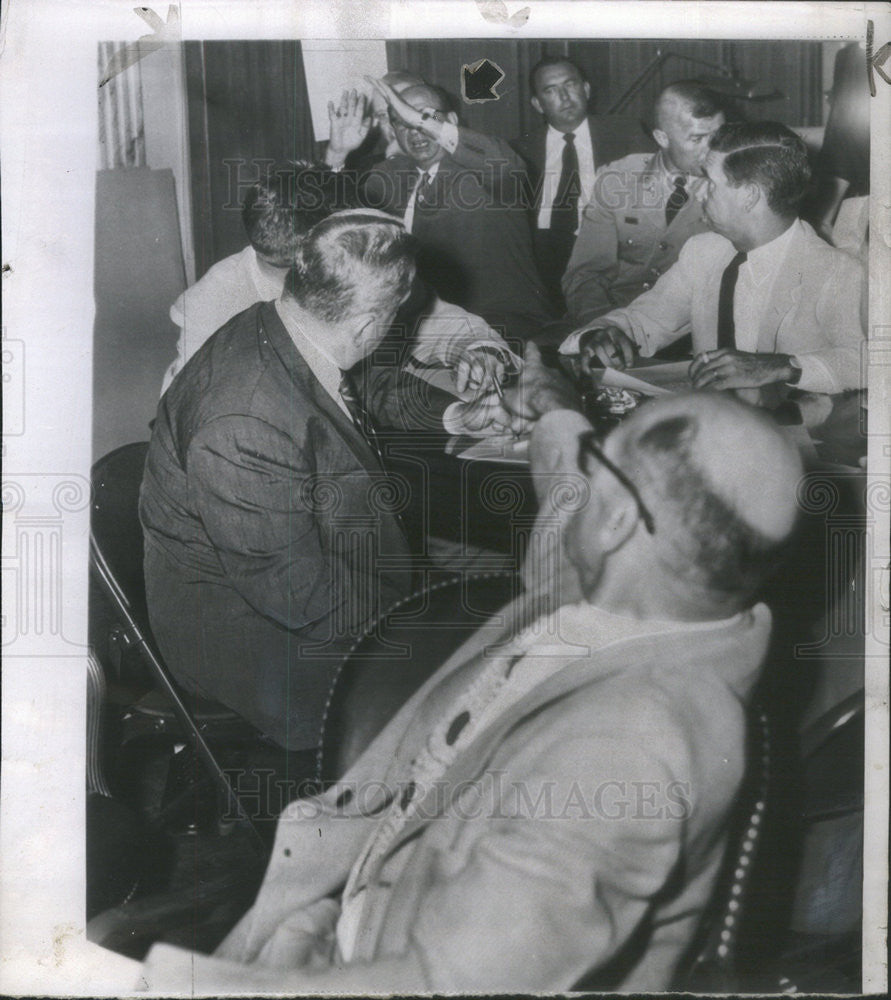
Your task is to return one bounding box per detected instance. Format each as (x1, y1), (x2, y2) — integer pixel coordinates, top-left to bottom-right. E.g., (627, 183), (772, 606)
(510, 57), (654, 309)
(559, 121), (866, 396)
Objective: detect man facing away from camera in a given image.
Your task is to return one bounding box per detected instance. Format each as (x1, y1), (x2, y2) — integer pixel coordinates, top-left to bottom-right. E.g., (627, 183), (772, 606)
(141, 212), (460, 752)
(560, 121), (866, 397)
(561, 80), (725, 323)
(142, 350), (804, 992)
(162, 158), (518, 400)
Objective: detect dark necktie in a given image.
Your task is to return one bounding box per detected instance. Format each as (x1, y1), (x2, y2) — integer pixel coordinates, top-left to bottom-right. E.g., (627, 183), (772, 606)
(551, 132), (580, 237)
(339, 372), (384, 465)
(716, 251), (747, 350)
(665, 175), (688, 227)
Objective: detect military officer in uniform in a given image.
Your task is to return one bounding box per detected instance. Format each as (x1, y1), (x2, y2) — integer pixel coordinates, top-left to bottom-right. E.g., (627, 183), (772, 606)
(562, 81), (725, 327)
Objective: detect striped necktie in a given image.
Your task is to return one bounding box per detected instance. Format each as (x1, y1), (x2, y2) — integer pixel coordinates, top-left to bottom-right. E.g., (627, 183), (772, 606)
(339, 372), (385, 465)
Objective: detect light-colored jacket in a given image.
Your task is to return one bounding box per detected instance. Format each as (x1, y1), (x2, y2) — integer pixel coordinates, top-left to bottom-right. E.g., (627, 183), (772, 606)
(200, 597), (771, 992)
(561, 219), (866, 395)
(563, 151), (712, 324)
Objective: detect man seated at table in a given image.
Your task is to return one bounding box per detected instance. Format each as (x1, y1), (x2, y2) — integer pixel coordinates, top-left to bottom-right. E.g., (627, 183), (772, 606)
(163, 155), (517, 398)
(562, 80), (724, 323)
(142, 352), (804, 993)
(355, 78), (555, 343)
(141, 210), (506, 752)
(559, 121), (866, 397)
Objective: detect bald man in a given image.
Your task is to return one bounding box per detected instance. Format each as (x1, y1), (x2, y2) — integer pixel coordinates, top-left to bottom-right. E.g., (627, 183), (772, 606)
(354, 79), (554, 341)
(563, 81), (725, 326)
(142, 379), (802, 993)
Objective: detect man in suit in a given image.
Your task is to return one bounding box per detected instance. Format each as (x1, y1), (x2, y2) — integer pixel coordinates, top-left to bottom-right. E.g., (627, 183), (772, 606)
(142, 376), (804, 992)
(358, 79), (554, 343)
(562, 81), (725, 324)
(141, 212), (454, 751)
(510, 56), (655, 309)
(560, 121), (866, 396)
(163, 160), (517, 398)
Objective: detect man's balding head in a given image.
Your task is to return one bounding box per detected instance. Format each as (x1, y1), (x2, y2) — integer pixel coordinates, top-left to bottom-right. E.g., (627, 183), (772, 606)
(391, 85), (457, 168)
(564, 393), (802, 618)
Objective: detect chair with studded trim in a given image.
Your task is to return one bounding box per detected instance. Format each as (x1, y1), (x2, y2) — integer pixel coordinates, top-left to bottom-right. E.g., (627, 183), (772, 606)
(673, 702), (772, 992)
(316, 570), (522, 783)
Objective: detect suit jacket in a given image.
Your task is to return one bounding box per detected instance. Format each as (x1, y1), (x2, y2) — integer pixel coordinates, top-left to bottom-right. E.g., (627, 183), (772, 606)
(361, 126), (554, 341)
(561, 220), (866, 395)
(562, 150), (713, 324)
(203, 596), (771, 992)
(139, 301), (413, 749)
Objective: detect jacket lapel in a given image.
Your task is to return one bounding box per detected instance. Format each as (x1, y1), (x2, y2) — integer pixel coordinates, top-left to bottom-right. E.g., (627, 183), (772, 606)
(376, 608), (769, 860)
(758, 221), (806, 352)
(257, 302), (386, 476)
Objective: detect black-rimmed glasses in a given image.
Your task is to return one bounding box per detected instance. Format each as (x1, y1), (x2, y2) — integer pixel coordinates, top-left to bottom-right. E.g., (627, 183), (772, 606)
(577, 430), (656, 535)
(388, 108), (446, 130)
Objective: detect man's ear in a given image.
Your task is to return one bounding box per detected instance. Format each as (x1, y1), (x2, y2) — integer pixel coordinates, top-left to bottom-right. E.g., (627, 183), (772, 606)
(582, 81), (591, 103)
(531, 94), (543, 116)
(742, 181), (762, 213)
(652, 128), (670, 151)
(350, 312), (380, 353)
(595, 495), (642, 555)
(445, 110), (459, 126)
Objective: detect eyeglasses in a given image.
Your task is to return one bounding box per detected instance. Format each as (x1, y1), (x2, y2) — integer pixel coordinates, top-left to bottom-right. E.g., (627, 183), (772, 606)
(388, 107), (446, 130)
(576, 430), (656, 535)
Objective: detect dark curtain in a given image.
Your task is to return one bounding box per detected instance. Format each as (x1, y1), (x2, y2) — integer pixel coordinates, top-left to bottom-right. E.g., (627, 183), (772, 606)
(185, 39), (823, 276)
(185, 41), (318, 278)
(385, 38), (823, 139)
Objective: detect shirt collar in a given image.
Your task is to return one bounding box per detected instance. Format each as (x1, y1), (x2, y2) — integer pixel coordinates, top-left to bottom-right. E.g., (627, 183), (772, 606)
(546, 121), (590, 150)
(247, 247), (289, 301)
(274, 299), (345, 398)
(418, 160), (441, 181)
(744, 218), (799, 281)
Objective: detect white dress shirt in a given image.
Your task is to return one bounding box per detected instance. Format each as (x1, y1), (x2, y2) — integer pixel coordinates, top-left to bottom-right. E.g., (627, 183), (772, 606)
(402, 161), (441, 234)
(536, 122), (596, 233)
(274, 301), (353, 420)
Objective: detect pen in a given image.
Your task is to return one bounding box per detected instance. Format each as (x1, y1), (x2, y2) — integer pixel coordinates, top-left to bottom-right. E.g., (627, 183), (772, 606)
(491, 376), (521, 439)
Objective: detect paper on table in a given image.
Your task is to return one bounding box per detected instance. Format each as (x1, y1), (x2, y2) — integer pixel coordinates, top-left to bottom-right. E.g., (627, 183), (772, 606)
(455, 435), (530, 464)
(600, 361), (691, 396)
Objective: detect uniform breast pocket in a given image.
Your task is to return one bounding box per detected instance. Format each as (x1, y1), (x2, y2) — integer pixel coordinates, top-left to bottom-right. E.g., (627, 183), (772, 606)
(617, 217), (648, 264)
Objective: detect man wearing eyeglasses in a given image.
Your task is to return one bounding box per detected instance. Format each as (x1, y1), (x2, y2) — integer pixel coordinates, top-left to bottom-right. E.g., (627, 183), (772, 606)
(143, 355), (803, 993)
(355, 78), (555, 343)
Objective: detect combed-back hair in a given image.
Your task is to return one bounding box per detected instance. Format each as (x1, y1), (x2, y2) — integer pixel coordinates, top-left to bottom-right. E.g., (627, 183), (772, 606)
(529, 55), (589, 95)
(285, 210), (417, 323)
(622, 412), (789, 599)
(241, 162), (355, 265)
(708, 121), (811, 216)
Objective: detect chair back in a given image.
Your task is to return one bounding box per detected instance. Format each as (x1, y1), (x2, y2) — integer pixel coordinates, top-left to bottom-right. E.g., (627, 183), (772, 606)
(316, 571), (522, 783)
(90, 441), (152, 628)
(89, 441), (264, 851)
(675, 703), (771, 991)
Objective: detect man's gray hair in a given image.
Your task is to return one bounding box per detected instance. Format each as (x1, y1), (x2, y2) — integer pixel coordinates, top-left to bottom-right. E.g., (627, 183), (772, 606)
(285, 210), (417, 323)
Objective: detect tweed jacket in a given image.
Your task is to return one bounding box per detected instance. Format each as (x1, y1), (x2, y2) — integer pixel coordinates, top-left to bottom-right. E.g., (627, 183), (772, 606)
(199, 596), (772, 992)
(140, 301), (413, 749)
